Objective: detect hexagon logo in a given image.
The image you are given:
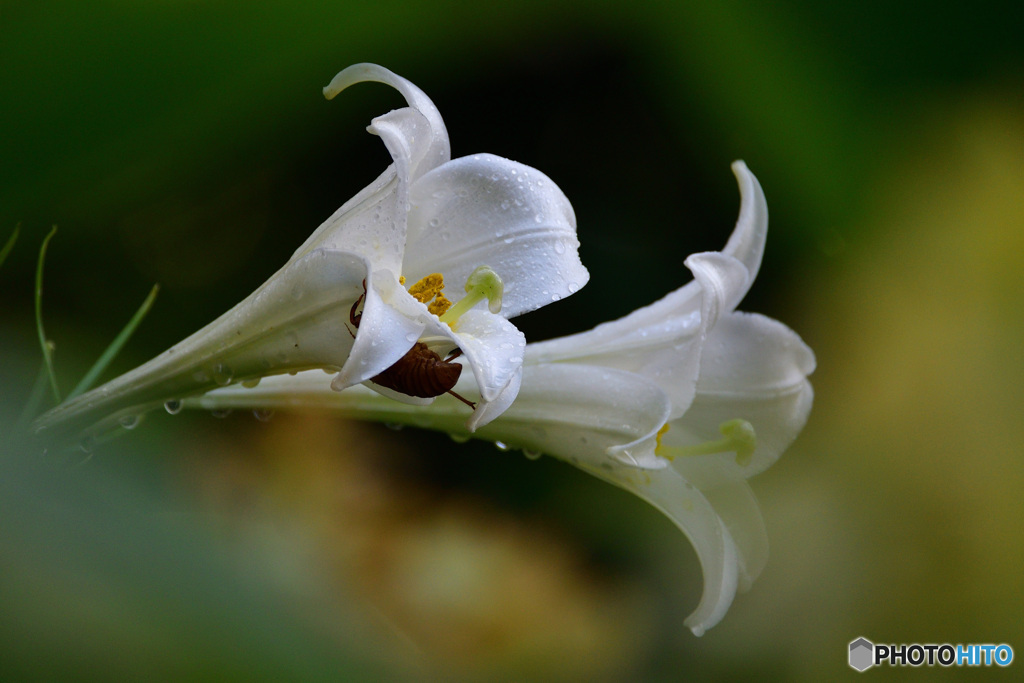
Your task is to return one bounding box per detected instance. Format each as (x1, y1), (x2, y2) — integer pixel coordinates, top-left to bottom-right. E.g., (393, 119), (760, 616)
(849, 637), (874, 671)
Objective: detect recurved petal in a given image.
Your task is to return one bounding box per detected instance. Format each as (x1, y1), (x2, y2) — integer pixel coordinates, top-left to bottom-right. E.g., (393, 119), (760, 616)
(669, 457), (769, 592)
(323, 63), (450, 180)
(666, 311), (816, 477)
(403, 154), (588, 319)
(580, 463), (740, 637)
(721, 161), (768, 306)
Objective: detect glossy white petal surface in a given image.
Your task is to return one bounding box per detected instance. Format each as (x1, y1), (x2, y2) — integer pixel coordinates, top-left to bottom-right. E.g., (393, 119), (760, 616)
(666, 312), (816, 477)
(404, 154), (588, 319)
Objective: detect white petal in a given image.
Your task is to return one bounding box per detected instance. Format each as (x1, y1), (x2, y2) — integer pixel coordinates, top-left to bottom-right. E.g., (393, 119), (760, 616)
(292, 166), (404, 274)
(669, 457), (769, 592)
(666, 312), (816, 477)
(722, 161), (768, 299)
(403, 154), (588, 319)
(578, 463), (740, 637)
(472, 364), (671, 466)
(465, 366), (521, 431)
(527, 252), (748, 418)
(295, 108), (434, 276)
(36, 249), (367, 437)
(323, 63), (450, 179)
(685, 251), (751, 334)
(331, 268), (425, 391)
(446, 309), (525, 404)
(296, 65), (454, 274)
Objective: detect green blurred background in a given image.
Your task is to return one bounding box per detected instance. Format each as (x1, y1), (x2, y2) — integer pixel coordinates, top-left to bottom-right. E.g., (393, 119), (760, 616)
(2, 1), (1023, 680)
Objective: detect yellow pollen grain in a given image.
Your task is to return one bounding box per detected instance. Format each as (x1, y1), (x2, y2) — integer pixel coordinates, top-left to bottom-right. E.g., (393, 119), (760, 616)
(399, 276), (406, 285)
(428, 293), (452, 316)
(408, 273), (445, 304)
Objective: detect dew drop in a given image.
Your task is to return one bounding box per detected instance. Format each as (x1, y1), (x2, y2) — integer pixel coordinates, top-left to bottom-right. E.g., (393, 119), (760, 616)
(494, 441), (511, 452)
(567, 282), (579, 294)
(449, 432), (471, 443)
(406, 332), (419, 343)
(429, 218), (440, 228)
(290, 284), (304, 301)
(211, 409), (233, 419)
(119, 415), (140, 430)
(253, 408), (275, 423)
(523, 448), (542, 461)
(212, 363), (234, 386)
(79, 437), (94, 454)
(164, 400), (182, 415)
(553, 241), (566, 255)
(242, 377), (261, 388)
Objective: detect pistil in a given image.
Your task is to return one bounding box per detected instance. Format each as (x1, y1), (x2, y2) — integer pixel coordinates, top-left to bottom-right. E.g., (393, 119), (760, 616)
(656, 419), (757, 466)
(439, 266), (504, 325)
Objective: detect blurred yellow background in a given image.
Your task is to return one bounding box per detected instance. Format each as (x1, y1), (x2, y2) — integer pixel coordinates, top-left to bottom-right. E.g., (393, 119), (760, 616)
(2, 1), (1022, 680)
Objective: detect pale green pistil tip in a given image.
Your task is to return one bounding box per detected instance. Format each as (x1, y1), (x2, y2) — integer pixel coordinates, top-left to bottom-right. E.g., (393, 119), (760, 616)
(657, 419), (757, 466)
(439, 265), (504, 323)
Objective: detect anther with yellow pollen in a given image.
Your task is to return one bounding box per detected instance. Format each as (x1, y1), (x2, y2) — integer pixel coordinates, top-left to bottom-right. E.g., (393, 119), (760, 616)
(348, 266), (506, 409)
(655, 419), (758, 467)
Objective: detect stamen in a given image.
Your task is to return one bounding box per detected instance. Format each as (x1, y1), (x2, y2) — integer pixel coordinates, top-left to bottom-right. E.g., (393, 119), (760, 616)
(439, 266), (504, 324)
(428, 293), (452, 316)
(408, 273), (445, 303)
(655, 419), (757, 467)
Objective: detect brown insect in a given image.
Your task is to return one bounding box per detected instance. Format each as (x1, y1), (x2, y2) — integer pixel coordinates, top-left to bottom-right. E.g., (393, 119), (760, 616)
(348, 280), (476, 409)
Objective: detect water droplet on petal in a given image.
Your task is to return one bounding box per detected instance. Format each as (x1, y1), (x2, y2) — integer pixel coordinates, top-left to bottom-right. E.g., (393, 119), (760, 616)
(253, 409), (275, 423)
(449, 432), (471, 443)
(241, 377), (261, 388)
(212, 364), (233, 386)
(523, 448), (542, 460)
(494, 441), (511, 452)
(164, 400), (182, 415)
(119, 415), (140, 430)
(211, 409), (233, 419)
(553, 241), (566, 255)
(429, 218), (440, 228)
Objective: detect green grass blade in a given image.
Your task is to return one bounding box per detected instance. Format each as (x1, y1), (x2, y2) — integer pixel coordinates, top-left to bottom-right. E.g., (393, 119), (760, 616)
(15, 360), (53, 433)
(0, 223), (19, 270)
(67, 284), (160, 400)
(35, 226), (61, 404)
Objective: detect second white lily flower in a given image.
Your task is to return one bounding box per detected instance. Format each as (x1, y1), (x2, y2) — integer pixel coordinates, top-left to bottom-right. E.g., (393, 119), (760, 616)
(35, 64), (588, 438)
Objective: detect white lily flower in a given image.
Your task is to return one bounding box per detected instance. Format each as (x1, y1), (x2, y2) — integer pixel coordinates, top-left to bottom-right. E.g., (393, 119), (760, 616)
(192, 162), (814, 635)
(34, 64), (588, 439)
